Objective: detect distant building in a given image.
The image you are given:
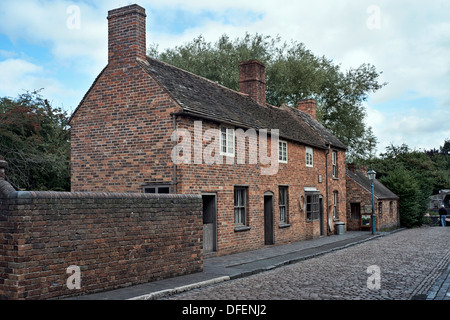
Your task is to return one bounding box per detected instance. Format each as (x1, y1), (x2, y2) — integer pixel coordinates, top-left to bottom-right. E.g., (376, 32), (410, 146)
(429, 190), (450, 211)
(346, 164), (400, 231)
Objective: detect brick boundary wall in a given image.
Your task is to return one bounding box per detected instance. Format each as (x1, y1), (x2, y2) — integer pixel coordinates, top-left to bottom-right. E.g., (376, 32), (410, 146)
(0, 178), (203, 300)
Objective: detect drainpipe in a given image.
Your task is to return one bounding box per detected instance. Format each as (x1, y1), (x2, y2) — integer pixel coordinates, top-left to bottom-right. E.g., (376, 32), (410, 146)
(172, 113), (177, 194)
(325, 144), (331, 235)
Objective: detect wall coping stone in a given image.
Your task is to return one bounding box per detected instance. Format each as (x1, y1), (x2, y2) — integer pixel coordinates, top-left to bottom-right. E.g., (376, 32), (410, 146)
(0, 180), (201, 200)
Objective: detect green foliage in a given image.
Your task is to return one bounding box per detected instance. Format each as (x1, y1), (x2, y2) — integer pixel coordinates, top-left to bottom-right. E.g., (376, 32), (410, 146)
(379, 167), (422, 228)
(0, 90), (70, 191)
(362, 143), (450, 228)
(149, 33), (386, 160)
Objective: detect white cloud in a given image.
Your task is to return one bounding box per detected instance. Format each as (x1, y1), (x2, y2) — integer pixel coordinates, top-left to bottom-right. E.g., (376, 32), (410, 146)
(0, 0), (107, 73)
(1, 0), (449, 150)
(367, 102), (450, 153)
(0, 59), (44, 94)
(0, 58), (82, 110)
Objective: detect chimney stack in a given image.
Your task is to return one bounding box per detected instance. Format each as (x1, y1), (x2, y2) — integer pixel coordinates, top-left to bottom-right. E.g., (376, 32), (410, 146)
(107, 4), (147, 66)
(297, 99), (317, 120)
(347, 163), (357, 174)
(239, 60), (266, 105)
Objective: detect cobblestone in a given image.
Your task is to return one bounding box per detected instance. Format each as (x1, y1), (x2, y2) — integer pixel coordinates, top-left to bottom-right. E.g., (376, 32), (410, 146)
(167, 227), (450, 300)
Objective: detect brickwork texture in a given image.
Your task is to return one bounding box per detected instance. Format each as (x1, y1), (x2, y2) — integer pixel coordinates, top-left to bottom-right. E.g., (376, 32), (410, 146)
(0, 181), (202, 300)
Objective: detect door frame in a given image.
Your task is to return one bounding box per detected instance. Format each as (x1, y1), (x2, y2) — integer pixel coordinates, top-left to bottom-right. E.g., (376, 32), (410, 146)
(264, 191), (274, 245)
(319, 196), (324, 236)
(202, 193), (217, 253)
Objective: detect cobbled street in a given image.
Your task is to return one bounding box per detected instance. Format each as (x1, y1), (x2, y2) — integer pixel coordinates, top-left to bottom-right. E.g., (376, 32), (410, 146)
(167, 227), (450, 300)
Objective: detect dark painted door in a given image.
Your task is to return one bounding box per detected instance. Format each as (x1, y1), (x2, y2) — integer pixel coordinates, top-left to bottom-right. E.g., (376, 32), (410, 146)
(264, 195), (274, 245)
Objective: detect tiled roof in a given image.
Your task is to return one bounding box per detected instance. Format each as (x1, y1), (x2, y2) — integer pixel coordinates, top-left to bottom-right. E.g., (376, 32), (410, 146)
(139, 57), (346, 150)
(347, 169), (399, 200)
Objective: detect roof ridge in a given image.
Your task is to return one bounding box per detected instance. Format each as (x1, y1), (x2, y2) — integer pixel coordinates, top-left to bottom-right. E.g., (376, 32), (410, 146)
(145, 56), (265, 102)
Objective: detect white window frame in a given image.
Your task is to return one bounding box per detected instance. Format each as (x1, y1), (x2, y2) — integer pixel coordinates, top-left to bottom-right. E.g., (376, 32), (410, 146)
(306, 192), (320, 221)
(278, 140), (288, 163)
(332, 151), (338, 178)
(279, 186), (288, 224)
(234, 187), (248, 227)
(306, 147), (314, 167)
(220, 127), (235, 157)
(143, 185), (171, 194)
(333, 191), (339, 220)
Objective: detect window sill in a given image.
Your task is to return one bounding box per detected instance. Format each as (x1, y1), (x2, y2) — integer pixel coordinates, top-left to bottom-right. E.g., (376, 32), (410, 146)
(234, 226), (251, 232)
(220, 152), (235, 157)
(279, 223), (291, 229)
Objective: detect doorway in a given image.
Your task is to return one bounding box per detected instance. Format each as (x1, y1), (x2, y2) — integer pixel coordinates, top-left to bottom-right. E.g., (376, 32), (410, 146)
(319, 197), (324, 236)
(202, 194), (217, 253)
(264, 193), (274, 245)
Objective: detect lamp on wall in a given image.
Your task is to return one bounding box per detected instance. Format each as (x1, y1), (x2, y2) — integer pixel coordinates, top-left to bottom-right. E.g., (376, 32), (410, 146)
(367, 168), (377, 235)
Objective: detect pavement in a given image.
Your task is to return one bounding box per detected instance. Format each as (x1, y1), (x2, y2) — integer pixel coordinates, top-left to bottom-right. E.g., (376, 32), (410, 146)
(426, 257), (450, 300)
(66, 230), (384, 300)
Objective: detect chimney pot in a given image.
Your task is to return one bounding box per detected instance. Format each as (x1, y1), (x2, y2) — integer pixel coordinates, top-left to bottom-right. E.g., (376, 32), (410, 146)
(297, 99), (317, 119)
(239, 60), (266, 105)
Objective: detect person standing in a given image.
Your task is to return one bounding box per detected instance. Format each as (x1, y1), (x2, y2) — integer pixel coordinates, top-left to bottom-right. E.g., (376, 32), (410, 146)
(439, 204), (447, 227)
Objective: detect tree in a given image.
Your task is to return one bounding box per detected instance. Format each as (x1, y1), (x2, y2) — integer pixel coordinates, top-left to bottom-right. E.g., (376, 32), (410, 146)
(363, 143), (450, 227)
(440, 139), (450, 155)
(149, 33), (386, 160)
(379, 166), (422, 228)
(0, 91), (70, 191)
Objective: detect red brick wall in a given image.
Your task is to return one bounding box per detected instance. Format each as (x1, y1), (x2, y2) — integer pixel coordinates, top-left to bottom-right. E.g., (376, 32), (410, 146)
(346, 175), (399, 231)
(175, 116), (347, 255)
(0, 187), (202, 300)
(239, 60), (266, 105)
(107, 4), (147, 66)
(70, 60), (181, 192)
(70, 62), (346, 257)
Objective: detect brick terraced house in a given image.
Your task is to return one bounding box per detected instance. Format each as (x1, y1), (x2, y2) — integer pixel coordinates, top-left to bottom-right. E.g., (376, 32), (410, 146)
(70, 4), (347, 256)
(346, 164), (400, 232)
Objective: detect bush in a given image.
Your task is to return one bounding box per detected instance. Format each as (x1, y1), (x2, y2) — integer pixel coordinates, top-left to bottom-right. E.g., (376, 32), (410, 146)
(379, 167), (423, 228)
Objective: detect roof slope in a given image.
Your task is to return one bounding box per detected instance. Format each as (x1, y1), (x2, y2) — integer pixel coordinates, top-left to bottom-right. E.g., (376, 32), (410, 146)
(138, 57), (346, 150)
(347, 169), (399, 200)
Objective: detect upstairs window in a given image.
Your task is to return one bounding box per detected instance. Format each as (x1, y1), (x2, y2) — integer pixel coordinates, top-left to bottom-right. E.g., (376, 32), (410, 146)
(278, 140), (288, 163)
(332, 151), (338, 178)
(306, 147), (314, 167)
(220, 127), (235, 157)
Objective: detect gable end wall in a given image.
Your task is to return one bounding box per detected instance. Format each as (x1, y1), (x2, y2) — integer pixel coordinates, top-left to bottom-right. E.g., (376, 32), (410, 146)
(70, 62), (181, 192)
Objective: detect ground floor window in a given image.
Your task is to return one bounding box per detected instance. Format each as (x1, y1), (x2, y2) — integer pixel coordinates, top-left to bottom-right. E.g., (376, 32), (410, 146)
(279, 186), (288, 224)
(333, 191), (339, 219)
(306, 192), (320, 221)
(234, 187), (248, 226)
(143, 185), (171, 194)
